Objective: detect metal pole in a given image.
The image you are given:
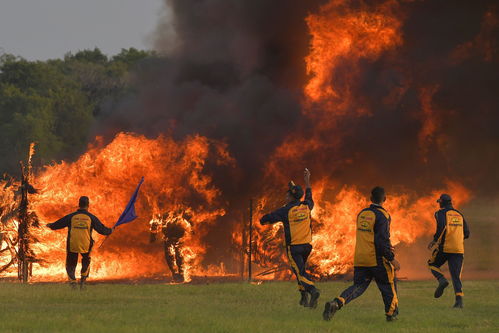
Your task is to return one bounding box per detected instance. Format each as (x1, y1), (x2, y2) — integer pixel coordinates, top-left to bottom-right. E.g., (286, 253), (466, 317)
(248, 199), (253, 282)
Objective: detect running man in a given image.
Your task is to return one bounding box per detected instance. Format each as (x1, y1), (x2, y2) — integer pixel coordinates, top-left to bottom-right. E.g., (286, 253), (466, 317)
(260, 168), (320, 308)
(323, 186), (400, 322)
(428, 193), (470, 308)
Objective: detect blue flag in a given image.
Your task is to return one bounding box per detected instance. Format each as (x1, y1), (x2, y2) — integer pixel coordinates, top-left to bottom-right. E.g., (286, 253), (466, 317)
(113, 177), (144, 228)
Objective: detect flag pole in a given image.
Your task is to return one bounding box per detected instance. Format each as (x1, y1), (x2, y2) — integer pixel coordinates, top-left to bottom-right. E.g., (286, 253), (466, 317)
(98, 233), (112, 249)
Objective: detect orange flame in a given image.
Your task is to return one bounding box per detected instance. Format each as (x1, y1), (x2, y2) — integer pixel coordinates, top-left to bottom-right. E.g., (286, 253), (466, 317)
(1, 1), (479, 282)
(247, 0), (473, 279)
(11, 132), (234, 281)
(305, 0), (402, 114)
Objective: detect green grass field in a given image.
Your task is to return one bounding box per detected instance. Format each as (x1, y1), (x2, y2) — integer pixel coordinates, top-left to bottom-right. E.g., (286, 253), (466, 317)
(0, 280), (498, 333)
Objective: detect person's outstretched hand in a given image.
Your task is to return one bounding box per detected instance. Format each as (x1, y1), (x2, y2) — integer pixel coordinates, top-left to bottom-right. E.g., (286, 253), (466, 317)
(304, 168), (311, 188)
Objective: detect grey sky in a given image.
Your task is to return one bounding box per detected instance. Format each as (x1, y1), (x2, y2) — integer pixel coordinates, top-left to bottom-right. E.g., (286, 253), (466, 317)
(0, 0), (165, 60)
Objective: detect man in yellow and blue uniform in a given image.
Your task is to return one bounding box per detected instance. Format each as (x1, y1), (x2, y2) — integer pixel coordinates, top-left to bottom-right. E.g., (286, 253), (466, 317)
(323, 187), (401, 322)
(260, 168), (321, 308)
(427, 193), (470, 308)
(47, 196), (112, 289)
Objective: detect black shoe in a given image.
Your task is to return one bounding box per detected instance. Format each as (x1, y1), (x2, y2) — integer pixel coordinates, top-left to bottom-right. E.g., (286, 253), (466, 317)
(386, 308), (399, 322)
(323, 298), (341, 321)
(309, 289), (320, 309)
(386, 314), (398, 322)
(434, 279), (449, 298)
(453, 296), (463, 308)
(299, 291), (310, 307)
(69, 280), (77, 290)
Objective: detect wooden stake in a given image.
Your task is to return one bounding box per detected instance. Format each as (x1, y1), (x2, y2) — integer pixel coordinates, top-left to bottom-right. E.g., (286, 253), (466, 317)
(248, 199), (253, 282)
(18, 162), (29, 283)
(17, 143), (35, 283)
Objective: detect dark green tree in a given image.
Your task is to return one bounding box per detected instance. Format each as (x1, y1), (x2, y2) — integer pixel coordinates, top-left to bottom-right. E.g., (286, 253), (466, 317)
(0, 47), (153, 174)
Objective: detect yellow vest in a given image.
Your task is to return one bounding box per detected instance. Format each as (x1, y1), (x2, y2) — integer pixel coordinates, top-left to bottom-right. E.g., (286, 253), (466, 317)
(69, 213), (92, 253)
(287, 204), (312, 245)
(443, 210), (465, 254)
(354, 209), (377, 267)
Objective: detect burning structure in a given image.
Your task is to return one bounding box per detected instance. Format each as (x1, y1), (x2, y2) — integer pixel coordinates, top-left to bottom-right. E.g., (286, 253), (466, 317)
(0, 177), (19, 275)
(0, 144), (39, 281)
(0, 0), (497, 282)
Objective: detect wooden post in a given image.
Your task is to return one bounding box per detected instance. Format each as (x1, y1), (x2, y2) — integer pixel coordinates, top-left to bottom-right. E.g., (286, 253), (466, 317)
(18, 162), (30, 283)
(17, 143), (35, 283)
(248, 199), (253, 282)
(240, 212), (246, 280)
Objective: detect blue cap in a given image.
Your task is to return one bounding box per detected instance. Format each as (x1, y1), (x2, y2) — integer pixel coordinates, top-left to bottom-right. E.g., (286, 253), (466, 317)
(437, 194), (452, 203)
(288, 181), (304, 200)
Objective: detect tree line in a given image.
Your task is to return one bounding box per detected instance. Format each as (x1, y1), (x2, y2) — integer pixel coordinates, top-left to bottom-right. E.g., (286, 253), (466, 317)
(0, 48), (153, 175)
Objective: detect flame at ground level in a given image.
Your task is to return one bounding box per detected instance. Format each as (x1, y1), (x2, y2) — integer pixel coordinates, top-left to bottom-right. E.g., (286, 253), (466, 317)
(251, 180), (470, 279)
(19, 133), (233, 281)
(1, 0), (487, 281)
(0, 133), (472, 282)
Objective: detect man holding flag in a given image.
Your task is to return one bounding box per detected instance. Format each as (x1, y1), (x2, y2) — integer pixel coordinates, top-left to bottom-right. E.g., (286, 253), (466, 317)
(47, 177), (144, 289)
(47, 196), (113, 289)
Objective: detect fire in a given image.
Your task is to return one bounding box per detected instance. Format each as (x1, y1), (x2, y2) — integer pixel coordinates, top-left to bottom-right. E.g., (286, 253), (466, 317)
(248, 0), (474, 279)
(312, 180), (470, 276)
(0, 1), (482, 282)
(250, 180), (470, 279)
(0, 133), (233, 281)
(0, 178), (19, 274)
(304, 0), (402, 112)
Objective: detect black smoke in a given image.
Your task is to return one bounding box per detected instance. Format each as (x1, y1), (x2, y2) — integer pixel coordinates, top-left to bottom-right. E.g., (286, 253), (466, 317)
(97, 0), (325, 191)
(95, 0), (325, 264)
(369, 0), (498, 196)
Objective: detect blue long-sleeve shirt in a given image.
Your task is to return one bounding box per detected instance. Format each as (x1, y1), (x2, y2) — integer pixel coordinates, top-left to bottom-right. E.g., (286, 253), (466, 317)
(260, 188), (314, 246)
(47, 209), (112, 253)
(433, 205), (469, 253)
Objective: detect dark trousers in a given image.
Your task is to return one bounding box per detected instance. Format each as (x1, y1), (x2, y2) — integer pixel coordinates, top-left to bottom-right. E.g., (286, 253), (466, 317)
(338, 261), (398, 316)
(428, 249), (464, 296)
(66, 252), (91, 281)
(286, 244), (316, 293)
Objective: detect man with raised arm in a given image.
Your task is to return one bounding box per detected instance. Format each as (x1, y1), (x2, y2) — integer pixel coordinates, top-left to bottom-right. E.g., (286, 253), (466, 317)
(47, 196), (112, 289)
(260, 168), (320, 309)
(323, 186), (401, 322)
